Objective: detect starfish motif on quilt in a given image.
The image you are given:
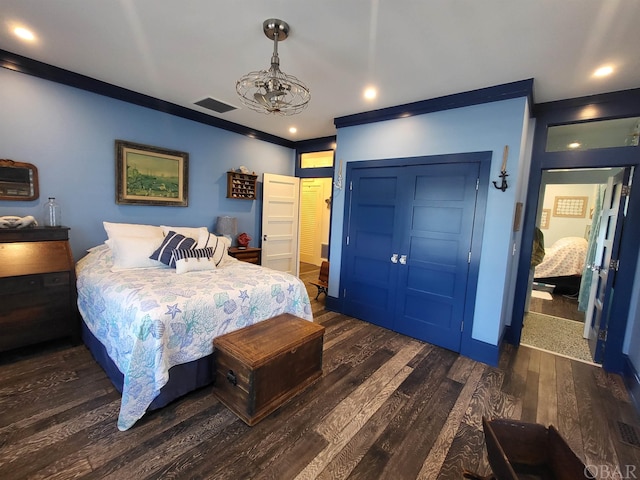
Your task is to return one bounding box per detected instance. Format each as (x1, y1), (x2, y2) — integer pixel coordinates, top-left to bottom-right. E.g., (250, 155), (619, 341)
(238, 290), (249, 302)
(165, 303), (182, 320)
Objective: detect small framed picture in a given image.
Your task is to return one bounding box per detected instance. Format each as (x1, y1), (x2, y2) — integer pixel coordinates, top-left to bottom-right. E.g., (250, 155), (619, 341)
(540, 209), (550, 229)
(553, 196), (587, 218)
(115, 140), (188, 206)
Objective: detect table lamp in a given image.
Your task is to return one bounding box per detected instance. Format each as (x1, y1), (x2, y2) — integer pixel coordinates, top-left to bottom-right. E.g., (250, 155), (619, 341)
(215, 216), (237, 245)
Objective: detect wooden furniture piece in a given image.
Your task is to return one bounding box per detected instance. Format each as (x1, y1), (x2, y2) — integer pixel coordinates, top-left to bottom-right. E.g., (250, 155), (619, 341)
(310, 261), (329, 300)
(0, 227), (77, 352)
(226, 171), (258, 200)
(228, 246), (261, 265)
(213, 313), (325, 426)
(463, 417), (593, 479)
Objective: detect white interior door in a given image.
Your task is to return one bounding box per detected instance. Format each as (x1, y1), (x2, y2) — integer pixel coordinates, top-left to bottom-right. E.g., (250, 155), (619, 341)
(584, 168), (629, 361)
(262, 173), (300, 276)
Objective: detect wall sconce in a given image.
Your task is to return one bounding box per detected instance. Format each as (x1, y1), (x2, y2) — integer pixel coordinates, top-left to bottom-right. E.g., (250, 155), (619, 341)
(215, 215), (237, 244)
(334, 158), (343, 190)
(493, 145), (509, 192)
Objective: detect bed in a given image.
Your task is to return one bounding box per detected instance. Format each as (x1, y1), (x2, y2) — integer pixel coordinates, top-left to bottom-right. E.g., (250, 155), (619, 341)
(76, 223), (312, 431)
(534, 236), (588, 295)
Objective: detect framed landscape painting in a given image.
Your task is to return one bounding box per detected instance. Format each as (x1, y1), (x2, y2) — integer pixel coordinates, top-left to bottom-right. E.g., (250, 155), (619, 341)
(115, 140), (189, 206)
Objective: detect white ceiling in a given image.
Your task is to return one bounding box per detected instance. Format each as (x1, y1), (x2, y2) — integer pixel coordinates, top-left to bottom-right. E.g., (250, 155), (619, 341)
(2, 1), (640, 142)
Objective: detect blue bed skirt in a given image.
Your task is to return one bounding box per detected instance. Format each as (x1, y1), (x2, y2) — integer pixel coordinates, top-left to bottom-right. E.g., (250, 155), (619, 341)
(82, 322), (216, 411)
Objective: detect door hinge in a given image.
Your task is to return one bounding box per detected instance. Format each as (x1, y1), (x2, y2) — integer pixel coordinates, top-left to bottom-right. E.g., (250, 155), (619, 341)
(346, 235), (350, 246)
(610, 259), (619, 271)
(343, 288), (347, 298)
(476, 178), (479, 191)
(598, 329), (608, 341)
(468, 251), (471, 264)
(349, 181), (353, 191)
(621, 184), (631, 197)
(460, 321), (464, 332)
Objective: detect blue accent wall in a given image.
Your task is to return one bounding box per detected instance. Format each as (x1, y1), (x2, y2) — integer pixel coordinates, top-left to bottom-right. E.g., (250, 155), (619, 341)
(0, 68), (295, 259)
(331, 97), (531, 356)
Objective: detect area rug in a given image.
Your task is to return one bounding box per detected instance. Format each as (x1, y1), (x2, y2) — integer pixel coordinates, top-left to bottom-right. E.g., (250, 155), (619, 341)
(521, 312), (594, 363)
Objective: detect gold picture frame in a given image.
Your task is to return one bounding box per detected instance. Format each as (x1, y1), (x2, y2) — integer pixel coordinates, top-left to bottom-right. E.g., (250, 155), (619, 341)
(553, 196), (588, 218)
(540, 208), (551, 229)
(116, 140), (188, 206)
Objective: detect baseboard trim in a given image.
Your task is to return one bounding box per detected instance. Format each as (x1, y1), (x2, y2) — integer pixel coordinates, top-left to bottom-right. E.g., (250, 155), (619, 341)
(461, 336), (500, 367)
(325, 295), (341, 313)
(623, 356), (640, 415)
(460, 338), (500, 367)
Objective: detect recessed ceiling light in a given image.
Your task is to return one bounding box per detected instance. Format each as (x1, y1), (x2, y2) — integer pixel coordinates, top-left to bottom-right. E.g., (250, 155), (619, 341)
(363, 87), (377, 100)
(289, 127), (297, 134)
(568, 142), (581, 149)
(593, 65), (614, 78)
(13, 26), (35, 41)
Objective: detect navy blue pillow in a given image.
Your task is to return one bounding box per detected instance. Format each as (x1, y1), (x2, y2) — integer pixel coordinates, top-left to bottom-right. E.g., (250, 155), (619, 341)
(149, 231), (196, 267)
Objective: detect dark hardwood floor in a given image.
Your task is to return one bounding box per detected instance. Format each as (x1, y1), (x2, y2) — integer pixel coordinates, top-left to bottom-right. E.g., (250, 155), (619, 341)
(1, 270), (639, 479)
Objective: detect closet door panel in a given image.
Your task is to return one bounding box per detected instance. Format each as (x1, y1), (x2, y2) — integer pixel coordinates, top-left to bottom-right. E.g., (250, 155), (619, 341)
(342, 167), (405, 329)
(394, 163), (479, 351)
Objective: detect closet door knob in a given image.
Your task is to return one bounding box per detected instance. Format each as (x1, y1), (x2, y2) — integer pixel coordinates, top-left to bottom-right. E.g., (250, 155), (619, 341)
(391, 253), (398, 264)
(399, 254), (407, 265)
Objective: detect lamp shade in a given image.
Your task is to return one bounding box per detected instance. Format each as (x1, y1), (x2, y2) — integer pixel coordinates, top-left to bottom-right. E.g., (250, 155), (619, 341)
(215, 216), (237, 238)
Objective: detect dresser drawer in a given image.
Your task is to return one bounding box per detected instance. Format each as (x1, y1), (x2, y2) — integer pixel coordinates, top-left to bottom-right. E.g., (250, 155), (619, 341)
(0, 272), (69, 295)
(228, 247), (261, 264)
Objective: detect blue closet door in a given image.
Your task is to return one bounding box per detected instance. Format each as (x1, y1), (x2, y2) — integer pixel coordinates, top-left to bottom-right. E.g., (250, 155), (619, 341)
(342, 167), (404, 329)
(394, 163), (479, 350)
(342, 161), (479, 352)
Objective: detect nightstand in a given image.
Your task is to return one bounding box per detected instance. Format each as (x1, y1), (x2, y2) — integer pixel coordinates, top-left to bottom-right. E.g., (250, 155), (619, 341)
(0, 227), (78, 352)
(228, 247), (261, 265)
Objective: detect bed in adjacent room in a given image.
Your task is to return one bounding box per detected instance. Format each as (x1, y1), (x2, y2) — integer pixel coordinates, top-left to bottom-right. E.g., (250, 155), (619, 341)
(76, 222), (312, 430)
(534, 236), (588, 295)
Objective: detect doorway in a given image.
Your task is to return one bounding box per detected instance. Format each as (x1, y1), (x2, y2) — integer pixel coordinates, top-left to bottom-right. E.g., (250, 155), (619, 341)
(299, 178), (332, 267)
(522, 167), (628, 364)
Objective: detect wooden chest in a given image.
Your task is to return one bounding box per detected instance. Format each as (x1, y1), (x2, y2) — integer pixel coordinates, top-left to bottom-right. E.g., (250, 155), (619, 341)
(213, 313), (325, 425)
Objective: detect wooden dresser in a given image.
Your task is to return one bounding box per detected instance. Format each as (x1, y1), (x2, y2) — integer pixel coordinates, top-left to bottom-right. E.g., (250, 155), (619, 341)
(228, 246), (261, 265)
(0, 227), (77, 352)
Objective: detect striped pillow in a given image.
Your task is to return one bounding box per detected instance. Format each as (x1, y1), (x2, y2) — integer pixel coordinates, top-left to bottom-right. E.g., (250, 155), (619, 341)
(149, 231), (196, 267)
(173, 247), (217, 274)
(196, 232), (230, 266)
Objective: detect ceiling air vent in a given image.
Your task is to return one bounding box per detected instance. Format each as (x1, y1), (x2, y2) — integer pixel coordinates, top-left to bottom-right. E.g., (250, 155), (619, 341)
(194, 97), (237, 114)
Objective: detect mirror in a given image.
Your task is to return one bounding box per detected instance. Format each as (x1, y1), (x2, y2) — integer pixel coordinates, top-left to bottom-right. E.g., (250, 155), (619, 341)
(0, 159), (39, 201)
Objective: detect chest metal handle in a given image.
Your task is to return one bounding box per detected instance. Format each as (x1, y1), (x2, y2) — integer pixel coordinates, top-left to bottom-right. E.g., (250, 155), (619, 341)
(226, 370), (237, 386)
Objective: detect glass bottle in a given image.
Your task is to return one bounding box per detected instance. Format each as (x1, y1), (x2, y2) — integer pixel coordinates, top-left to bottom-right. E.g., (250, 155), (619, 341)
(43, 197), (61, 227)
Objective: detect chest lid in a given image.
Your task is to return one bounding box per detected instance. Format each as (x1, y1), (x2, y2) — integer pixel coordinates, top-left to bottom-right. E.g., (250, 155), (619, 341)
(213, 313), (324, 368)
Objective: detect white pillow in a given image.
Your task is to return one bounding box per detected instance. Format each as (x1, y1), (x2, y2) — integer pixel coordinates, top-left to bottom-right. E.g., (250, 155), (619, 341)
(161, 225), (208, 241)
(109, 235), (166, 271)
(174, 247), (218, 274)
(104, 222), (163, 241)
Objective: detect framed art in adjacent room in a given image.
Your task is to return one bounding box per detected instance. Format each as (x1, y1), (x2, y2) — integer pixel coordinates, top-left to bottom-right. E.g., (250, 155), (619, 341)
(115, 140), (189, 206)
(540, 208), (550, 229)
(552, 195), (587, 218)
